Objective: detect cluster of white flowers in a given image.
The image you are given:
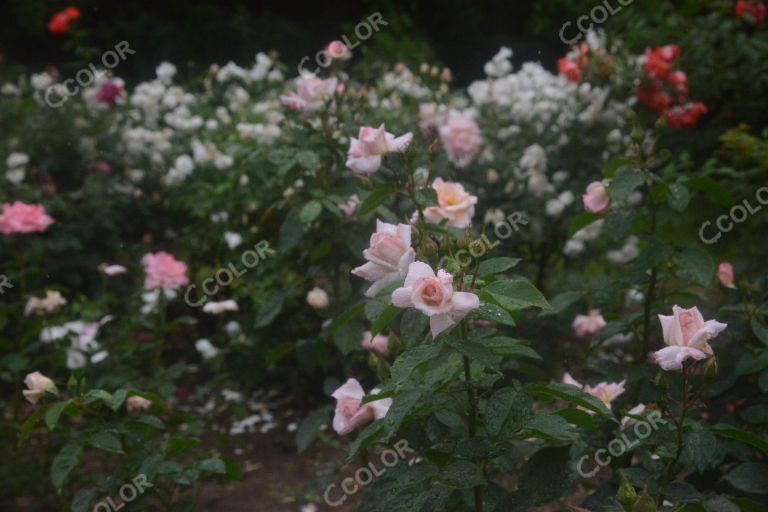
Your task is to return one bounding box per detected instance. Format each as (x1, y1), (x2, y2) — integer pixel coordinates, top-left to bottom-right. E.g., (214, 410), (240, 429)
(40, 318), (111, 369)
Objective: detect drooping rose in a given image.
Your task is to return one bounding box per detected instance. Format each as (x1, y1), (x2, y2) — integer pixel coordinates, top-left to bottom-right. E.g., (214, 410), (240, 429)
(306, 287), (329, 309)
(582, 181), (611, 213)
(280, 76), (338, 114)
(651, 305), (727, 371)
(438, 109), (483, 168)
(345, 124), (413, 176)
(392, 262), (479, 338)
(23, 371), (57, 404)
(360, 331), (389, 357)
(331, 378), (391, 435)
(572, 309), (606, 339)
(142, 252), (189, 291)
(562, 372), (625, 411)
(717, 262), (735, 289)
(351, 219), (415, 298)
(0, 201), (54, 235)
(422, 178), (477, 229)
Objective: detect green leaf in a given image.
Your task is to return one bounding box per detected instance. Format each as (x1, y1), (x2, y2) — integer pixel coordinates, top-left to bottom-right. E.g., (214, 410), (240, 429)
(610, 167), (645, 203)
(359, 187), (394, 216)
(667, 182), (691, 212)
(439, 460), (485, 489)
(198, 458), (227, 474)
(686, 177), (733, 207)
(371, 305), (401, 337)
(674, 247), (715, 287)
(255, 291), (286, 328)
(528, 383), (614, 419)
(45, 400), (71, 431)
(539, 291), (583, 317)
(512, 446), (578, 510)
(525, 412), (578, 442)
(346, 421), (386, 459)
(603, 156), (635, 179)
(71, 489), (99, 512)
(165, 437), (200, 457)
(472, 302), (516, 326)
(299, 200), (323, 224)
(278, 206), (304, 250)
(415, 187), (438, 207)
(604, 210), (636, 241)
(556, 407), (596, 432)
(484, 277), (549, 312)
(481, 337), (541, 360)
(18, 407), (46, 444)
(724, 463), (768, 494)
(568, 213), (602, 237)
(296, 407), (331, 454)
(328, 302), (365, 334)
(106, 389), (128, 411)
(682, 430), (720, 472)
(485, 388), (532, 436)
(88, 432), (124, 454)
(478, 257), (520, 277)
(449, 339), (499, 370)
(389, 345), (442, 389)
(296, 150), (320, 171)
(51, 442), (83, 489)
(740, 405), (768, 424)
(710, 424), (768, 456)
(751, 316), (768, 346)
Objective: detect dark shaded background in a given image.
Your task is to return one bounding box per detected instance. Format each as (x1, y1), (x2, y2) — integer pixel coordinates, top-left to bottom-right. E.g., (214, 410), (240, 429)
(0, 0), (597, 85)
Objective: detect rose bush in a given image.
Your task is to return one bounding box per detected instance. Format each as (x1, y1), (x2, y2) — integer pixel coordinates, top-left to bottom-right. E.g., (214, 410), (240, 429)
(1, 1), (768, 510)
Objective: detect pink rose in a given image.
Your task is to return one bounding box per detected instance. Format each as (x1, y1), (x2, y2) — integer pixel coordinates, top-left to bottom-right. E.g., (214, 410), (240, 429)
(651, 305), (727, 371)
(557, 58), (582, 83)
(346, 124), (413, 176)
(331, 378), (391, 435)
(360, 331), (389, 357)
(422, 178), (477, 229)
(337, 194), (360, 220)
(325, 40), (351, 60)
(392, 262), (479, 338)
(438, 109), (483, 168)
(142, 252), (189, 291)
(717, 262), (735, 288)
(572, 309), (606, 339)
(23, 371), (57, 405)
(582, 181), (611, 213)
(352, 220), (415, 297)
(562, 373), (625, 411)
(0, 201), (54, 235)
(280, 76), (338, 114)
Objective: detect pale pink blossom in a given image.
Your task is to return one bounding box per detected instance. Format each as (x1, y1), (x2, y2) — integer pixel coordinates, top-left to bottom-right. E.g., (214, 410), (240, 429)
(280, 76), (338, 114)
(126, 395), (152, 414)
(331, 378), (391, 435)
(306, 287), (329, 309)
(562, 372), (625, 411)
(23, 371), (57, 404)
(99, 264), (127, 276)
(352, 220), (415, 297)
(142, 252), (189, 291)
(422, 178), (477, 229)
(392, 262), (479, 338)
(438, 109), (483, 168)
(582, 181), (611, 213)
(337, 194), (360, 220)
(572, 309), (606, 338)
(360, 331), (389, 357)
(651, 305), (727, 371)
(717, 262), (735, 288)
(203, 300), (239, 315)
(0, 201), (54, 235)
(24, 290), (67, 316)
(345, 124), (413, 176)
